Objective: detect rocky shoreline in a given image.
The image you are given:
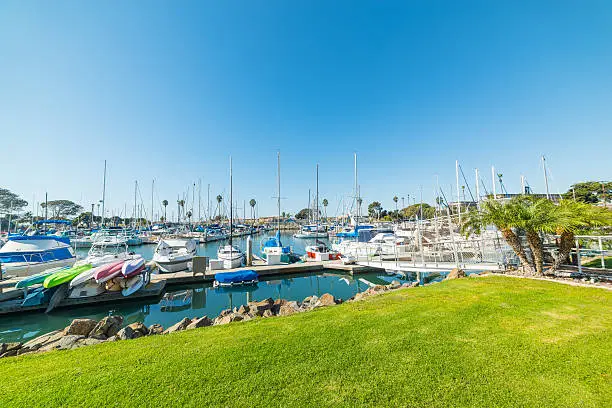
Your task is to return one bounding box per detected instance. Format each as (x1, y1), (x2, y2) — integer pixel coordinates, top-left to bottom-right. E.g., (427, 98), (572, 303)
(0, 279), (421, 359)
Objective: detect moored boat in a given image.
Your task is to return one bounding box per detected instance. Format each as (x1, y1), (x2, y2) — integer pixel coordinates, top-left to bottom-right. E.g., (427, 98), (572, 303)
(153, 238), (197, 273)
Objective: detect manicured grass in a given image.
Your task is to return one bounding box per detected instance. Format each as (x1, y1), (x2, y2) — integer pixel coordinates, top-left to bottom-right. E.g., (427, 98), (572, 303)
(1, 276), (610, 407)
(583, 256), (612, 269)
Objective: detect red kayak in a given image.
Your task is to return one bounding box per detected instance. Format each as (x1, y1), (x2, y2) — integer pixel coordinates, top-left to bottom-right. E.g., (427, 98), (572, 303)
(94, 261), (125, 283)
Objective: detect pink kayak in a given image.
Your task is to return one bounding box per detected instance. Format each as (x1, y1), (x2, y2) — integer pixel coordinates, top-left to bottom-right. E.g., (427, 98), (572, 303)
(121, 257), (145, 278)
(94, 261), (125, 283)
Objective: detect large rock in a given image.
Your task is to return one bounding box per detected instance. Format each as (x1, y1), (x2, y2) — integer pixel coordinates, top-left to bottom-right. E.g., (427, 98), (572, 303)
(248, 298), (274, 316)
(0, 349), (18, 358)
(116, 326), (136, 340)
(64, 318), (98, 336)
(447, 268), (466, 280)
(236, 305), (250, 315)
(20, 330), (63, 353)
(163, 318), (192, 334)
(89, 315), (124, 339)
(214, 313), (244, 326)
(186, 316), (213, 330)
(147, 324), (164, 335)
(39, 335), (84, 352)
(278, 301), (300, 316)
(262, 309), (274, 318)
(301, 295), (320, 309)
(74, 337), (103, 348)
(0, 342), (22, 356)
(388, 280), (401, 289)
(410, 281), (419, 288)
(127, 322), (149, 338)
(318, 293), (337, 306)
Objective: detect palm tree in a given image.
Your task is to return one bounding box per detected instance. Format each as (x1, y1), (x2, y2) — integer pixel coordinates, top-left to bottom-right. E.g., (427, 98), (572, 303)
(216, 195), (223, 220)
(357, 197), (363, 217)
(177, 199), (185, 223)
(322, 198), (328, 221)
(462, 198), (537, 275)
(162, 200), (168, 223)
(249, 199), (256, 224)
(549, 200), (612, 272)
(393, 196), (398, 219)
(186, 210), (192, 226)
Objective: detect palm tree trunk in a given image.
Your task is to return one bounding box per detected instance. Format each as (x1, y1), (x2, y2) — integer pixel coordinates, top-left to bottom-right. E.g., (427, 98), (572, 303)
(500, 228), (535, 275)
(525, 230), (544, 276)
(550, 230), (575, 273)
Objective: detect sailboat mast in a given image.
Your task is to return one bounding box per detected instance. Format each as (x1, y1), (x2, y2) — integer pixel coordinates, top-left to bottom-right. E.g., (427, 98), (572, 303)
(151, 179), (154, 225)
(307, 189), (311, 224)
(277, 151), (281, 234)
(101, 160), (106, 227)
(316, 164), (319, 226)
(133, 180), (137, 229)
(354, 153), (358, 227)
(229, 156), (233, 247)
(542, 155), (550, 199)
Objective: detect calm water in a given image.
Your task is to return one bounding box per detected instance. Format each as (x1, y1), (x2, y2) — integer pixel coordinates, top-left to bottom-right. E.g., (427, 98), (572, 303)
(1, 233), (432, 343)
(0, 270), (418, 343)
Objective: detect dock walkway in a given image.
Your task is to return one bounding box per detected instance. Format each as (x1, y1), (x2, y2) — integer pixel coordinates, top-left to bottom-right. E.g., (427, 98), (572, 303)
(0, 261), (382, 316)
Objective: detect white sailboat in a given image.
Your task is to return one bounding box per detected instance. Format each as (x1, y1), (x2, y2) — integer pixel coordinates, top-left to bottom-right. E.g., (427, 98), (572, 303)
(217, 156), (245, 268)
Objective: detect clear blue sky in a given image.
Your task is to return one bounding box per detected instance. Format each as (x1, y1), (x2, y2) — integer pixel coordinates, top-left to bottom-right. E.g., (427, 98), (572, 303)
(1, 1), (610, 219)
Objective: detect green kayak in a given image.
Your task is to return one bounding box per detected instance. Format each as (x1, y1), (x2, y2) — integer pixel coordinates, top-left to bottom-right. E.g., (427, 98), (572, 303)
(43, 264), (93, 289)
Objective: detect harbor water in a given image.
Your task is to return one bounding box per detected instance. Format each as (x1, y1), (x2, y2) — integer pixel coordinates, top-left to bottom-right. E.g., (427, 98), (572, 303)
(0, 233), (438, 343)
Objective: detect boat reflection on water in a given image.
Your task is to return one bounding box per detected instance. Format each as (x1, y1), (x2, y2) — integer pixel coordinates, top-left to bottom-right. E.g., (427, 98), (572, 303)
(0, 270), (428, 343)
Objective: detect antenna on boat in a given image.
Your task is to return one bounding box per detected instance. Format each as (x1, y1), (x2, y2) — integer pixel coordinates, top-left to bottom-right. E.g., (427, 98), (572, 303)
(277, 151), (281, 235)
(101, 160), (107, 227)
(542, 155), (550, 199)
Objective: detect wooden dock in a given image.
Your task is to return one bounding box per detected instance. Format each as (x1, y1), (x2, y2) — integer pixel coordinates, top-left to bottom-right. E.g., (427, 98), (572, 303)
(0, 261), (383, 316)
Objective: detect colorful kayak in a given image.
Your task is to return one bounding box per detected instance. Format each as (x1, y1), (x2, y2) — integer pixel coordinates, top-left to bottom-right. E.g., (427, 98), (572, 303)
(43, 264), (93, 289)
(69, 281), (105, 299)
(122, 275), (144, 297)
(15, 266), (69, 289)
(73, 261), (122, 288)
(121, 257), (145, 278)
(94, 261), (125, 283)
(22, 286), (56, 307)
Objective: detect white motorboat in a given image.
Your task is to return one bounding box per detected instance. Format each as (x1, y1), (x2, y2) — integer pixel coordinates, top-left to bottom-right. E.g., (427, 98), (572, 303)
(0, 235), (77, 277)
(217, 244), (244, 268)
(153, 238), (197, 273)
(81, 231), (136, 267)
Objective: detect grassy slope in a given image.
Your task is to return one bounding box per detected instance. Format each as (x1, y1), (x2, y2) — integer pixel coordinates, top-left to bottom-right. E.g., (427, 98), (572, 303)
(0, 276), (610, 407)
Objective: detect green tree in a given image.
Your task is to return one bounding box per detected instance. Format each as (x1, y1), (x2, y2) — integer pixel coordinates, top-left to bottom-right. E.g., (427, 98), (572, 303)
(401, 204), (435, 220)
(0, 188), (28, 214)
(322, 198), (328, 221)
(549, 200), (612, 272)
(368, 201), (383, 219)
(40, 200), (83, 219)
(295, 208), (312, 220)
(162, 200), (168, 222)
(564, 181), (612, 203)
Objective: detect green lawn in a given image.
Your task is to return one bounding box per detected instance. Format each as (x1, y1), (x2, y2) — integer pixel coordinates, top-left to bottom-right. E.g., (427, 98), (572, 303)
(583, 256), (612, 269)
(1, 276), (610, 407)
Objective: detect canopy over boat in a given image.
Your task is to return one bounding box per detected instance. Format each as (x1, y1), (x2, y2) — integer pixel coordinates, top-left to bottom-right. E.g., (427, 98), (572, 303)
(214, 270), (258, 285)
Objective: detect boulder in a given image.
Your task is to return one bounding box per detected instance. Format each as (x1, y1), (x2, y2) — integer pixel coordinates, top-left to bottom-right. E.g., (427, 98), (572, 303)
(370, 285), (387, 293)
(262, 309), (274, 318)
(163, 317), (192, 334)
(89, 315), (124, 339)
(353, 291), (367, 301)
(127, 322), (149, 338)
(248, 298), (274, 316)
(21, 330), (65, 353)
(186, 316), (213, 330)
(401, 282), (411, 288)
(116, 326), (136, 340)
(410, 281), (419, 288)
(64, 318), (98, 336)
(447, 268), (466, 280)
(0, 342), (22, 356)
(214, 313), (244, 326)
(147, 324), (164, 335)
(39, 335), (84, 352)
(237, 305), (250, 315)
(0, 349), (18, 358)
(389, 280), (401, 289)
(218, 309), (233, 318)
(278, 300), (300, 316)
(74, 337), (103, 348)
(301, 295), (320, 309)
(318, 293), (337, 306)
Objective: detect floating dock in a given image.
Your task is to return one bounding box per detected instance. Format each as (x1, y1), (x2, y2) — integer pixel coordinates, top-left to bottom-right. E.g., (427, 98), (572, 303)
(0, 261), (383, 316)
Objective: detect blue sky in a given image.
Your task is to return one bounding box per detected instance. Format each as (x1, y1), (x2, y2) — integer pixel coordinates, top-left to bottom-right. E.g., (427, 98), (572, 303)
(1, 1), (611, 219)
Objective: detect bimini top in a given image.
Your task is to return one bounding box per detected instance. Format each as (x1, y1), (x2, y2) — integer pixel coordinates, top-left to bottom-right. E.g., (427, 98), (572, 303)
(8, 235), (71, 246)
(214, 270), (258, 284)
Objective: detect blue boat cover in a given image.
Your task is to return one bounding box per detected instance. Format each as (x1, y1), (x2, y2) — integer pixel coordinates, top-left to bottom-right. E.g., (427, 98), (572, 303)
(34, 220), (72, 225)
(8, 235), (71, 245)
(0, 247), (74, 263)
(215, 270), (258, 284)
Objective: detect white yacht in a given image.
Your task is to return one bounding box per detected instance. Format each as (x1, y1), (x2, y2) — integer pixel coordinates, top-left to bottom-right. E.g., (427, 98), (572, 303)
(153, 238), (197, 273)
(0, 235), (76, 277)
